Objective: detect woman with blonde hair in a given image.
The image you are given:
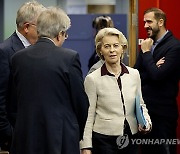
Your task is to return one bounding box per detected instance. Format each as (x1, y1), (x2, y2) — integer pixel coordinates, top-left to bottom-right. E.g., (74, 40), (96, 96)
(81, 28), (152, 154)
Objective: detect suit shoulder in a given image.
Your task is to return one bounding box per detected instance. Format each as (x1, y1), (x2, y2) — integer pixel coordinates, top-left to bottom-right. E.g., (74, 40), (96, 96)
(11, 48), (27, 60)
(58, 47), (78, 56)
(166, 32), (180, 46)
(0, 32), (22, 54)
(0, 32), (18, 45)
(52, 47), (80, 66)
(0, 37), (13, 50)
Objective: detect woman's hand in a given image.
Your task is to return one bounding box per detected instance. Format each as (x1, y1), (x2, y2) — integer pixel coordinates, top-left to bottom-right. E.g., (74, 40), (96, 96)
(138, 121), (152, 134)
(81, 149), (92, 154)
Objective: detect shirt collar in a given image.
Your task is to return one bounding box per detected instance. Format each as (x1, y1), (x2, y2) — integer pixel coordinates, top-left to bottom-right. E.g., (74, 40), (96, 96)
(101, 62), (129, 77)
(41, 37), (56, 45)
(156, 30), (169, 44)
(16, 29), (31, 48)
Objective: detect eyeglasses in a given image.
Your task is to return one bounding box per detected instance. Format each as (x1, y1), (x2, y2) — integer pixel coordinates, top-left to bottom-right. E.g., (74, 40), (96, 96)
(24, 22), (37, 28)
(61, 31), (68, 39)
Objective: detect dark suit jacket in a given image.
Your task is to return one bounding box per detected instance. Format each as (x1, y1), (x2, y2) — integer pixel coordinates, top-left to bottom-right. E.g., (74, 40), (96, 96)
(0, 32), (24, 149)
(10, 38), (89, 154)
(134, 31), (180, 119)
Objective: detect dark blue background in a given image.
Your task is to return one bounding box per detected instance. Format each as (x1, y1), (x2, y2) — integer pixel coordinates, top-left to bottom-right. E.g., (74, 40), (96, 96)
(62, 14), (127, 77)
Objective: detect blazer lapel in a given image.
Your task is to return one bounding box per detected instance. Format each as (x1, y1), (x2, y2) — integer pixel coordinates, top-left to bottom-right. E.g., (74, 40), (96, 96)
(11, 32), (25, 53)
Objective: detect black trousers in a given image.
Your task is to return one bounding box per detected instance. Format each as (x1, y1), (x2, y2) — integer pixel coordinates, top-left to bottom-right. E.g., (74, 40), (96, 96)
(92, 120), (139, 154)
(140, 114), (178, 154)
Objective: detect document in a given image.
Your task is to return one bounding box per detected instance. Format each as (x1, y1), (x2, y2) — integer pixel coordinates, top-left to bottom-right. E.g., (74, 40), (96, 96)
(135, 95), (147, 128)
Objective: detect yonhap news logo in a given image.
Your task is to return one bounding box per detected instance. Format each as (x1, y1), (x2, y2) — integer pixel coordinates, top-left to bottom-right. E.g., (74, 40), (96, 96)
(116, 134), (180, 149)
(132, 138), (180, 145)
(116, 134), (129, 149)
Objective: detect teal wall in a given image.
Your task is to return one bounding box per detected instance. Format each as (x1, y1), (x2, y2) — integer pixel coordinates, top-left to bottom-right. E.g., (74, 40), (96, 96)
(4, 0), (57, 39)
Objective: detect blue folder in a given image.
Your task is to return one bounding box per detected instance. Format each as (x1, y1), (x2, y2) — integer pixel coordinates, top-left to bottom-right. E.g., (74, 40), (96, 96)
(135, 95), (147, 128)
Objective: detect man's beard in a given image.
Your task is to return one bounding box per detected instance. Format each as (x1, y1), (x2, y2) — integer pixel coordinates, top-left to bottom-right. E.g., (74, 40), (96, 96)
(147, 27), (160, 41)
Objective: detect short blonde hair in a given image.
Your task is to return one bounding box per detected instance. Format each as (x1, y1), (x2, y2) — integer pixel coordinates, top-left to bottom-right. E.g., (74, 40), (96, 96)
(95, 27), (128, 60)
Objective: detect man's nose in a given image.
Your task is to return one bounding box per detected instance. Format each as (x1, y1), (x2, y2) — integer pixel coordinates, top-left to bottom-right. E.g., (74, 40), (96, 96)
(144, 22), (149, 28)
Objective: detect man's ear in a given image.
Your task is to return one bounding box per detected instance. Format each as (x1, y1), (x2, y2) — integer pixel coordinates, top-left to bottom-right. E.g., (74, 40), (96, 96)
(56, 34), (60, 41)
(57, 32), (62, 41)
(158, 19), (164, 27)
(23, 23), (30, 34)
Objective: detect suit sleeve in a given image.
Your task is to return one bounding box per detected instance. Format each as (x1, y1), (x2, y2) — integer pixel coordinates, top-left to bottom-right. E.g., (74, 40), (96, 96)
(134, 51), (149, 84)
(141, 45), (180, 81)
(68, 53), (89, 140)
(0, 48), (12, 146)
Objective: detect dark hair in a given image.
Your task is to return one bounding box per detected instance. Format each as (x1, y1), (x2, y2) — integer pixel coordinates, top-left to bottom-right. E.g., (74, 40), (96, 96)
(92, 15), (114, 32)
(144, 8), (166, 27)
